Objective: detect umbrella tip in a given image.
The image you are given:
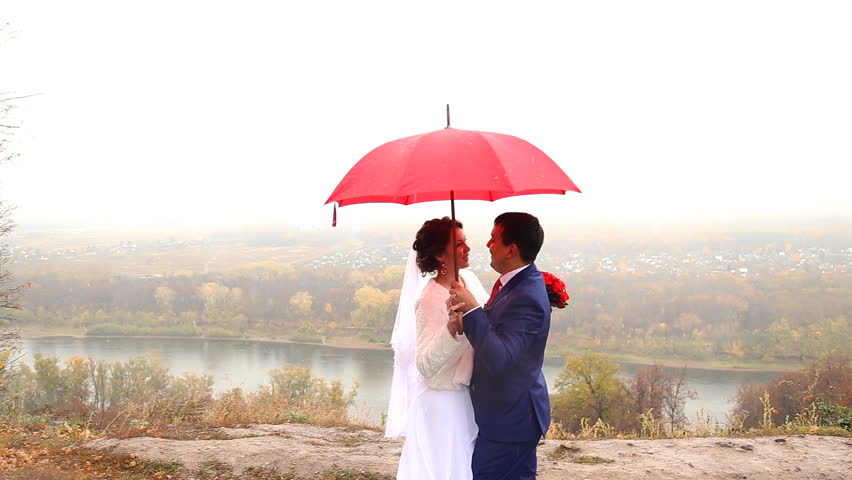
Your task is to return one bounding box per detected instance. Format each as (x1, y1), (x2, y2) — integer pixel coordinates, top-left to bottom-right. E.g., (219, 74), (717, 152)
(446, 104), (450, 128)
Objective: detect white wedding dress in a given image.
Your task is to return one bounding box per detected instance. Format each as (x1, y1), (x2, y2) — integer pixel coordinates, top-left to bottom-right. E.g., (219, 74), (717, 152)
(386, 252), (489, 480)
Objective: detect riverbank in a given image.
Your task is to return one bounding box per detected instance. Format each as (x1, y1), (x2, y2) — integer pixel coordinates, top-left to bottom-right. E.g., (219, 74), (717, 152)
(16, 326), (387, 351)
(600, 352), (797, 373)
(16, 326), (801, 373)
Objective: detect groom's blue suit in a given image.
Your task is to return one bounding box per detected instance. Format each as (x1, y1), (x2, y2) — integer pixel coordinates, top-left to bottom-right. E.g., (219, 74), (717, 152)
(463, 263), (551, 480)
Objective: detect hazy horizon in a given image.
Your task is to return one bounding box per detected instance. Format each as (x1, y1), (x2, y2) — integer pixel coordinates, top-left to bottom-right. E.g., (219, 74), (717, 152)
(9, 210), (852, 253)
(8, 198), (852, 239)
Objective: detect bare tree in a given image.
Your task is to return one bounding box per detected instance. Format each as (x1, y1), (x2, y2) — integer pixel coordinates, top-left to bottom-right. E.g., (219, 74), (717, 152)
(1, 205), (25, 314)
(0, 22), (29, 392)
(661, 366), (697, 432)
(1, 88), (22, 164)
(0, 127), (25, 392)
(632, 364), (668, 418)
(632, 364), (697, 433)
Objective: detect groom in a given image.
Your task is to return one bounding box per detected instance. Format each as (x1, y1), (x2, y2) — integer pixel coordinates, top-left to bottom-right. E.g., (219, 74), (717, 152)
(450, 212), (551, 480)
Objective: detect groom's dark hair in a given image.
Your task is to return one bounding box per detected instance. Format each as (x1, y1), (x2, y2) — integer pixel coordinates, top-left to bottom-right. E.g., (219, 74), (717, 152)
(495, 212), (543, 263)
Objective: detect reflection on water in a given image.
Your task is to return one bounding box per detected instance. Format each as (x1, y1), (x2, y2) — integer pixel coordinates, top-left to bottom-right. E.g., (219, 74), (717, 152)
(21, 336), (776, 424)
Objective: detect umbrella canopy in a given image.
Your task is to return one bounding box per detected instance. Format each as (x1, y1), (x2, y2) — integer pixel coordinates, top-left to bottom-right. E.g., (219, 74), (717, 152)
(326, 127), (581, 208)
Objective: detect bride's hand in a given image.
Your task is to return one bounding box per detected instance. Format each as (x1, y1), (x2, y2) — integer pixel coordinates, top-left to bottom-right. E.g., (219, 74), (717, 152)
(446, 301), (465, 338)
(449, 281), (477, 314)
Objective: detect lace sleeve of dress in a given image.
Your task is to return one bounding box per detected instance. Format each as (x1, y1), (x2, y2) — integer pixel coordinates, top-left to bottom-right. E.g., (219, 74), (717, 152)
(415, 292), (464, 379)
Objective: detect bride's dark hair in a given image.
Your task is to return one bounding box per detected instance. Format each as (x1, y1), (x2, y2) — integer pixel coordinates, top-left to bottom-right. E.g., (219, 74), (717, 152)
(412, 217), (463, 275)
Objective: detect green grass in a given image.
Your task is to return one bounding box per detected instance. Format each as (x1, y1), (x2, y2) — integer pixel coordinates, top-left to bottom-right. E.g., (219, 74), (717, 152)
(548, 348), (801, 372)
(287, 333), (324, 344)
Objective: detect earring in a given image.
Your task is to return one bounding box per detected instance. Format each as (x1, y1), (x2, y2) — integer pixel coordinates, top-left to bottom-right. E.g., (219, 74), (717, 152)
(439, 263), (448, 276)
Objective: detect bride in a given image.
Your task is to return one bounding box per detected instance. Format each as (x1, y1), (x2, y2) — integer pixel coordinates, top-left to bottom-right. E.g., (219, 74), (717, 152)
(385, 217), (490, 480)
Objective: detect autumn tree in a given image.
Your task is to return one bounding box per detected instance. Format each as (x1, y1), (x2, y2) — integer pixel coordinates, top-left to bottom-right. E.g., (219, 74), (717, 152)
(153, 285), (176, 311)
(375, 265), (405, 290)
(107, 356), (170, 407)
(350, 286), (399, 331)
(33, 353), (63, 406)
(733, 355), (851, 430)
(551, 351), (632, 432)
(88, 355), (109, 411)
(62, 355), (91, 411)
(672, 312), (702, 338)
(289, 291), (313, 317)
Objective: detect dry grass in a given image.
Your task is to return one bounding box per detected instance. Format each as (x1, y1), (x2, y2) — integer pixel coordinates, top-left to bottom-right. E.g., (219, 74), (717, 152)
(572, 455), (615, 465)
(0, 422), (392, 480)
(140, 391), (212, 425)
(544, 443), (613, 465)
(201, 388), (379, 431)
(545, 391), (850, 440)
(546, 404), (851, 441)
(546, 444), (581, 461)
(86, 393), (380, 442)
(692, 408), (725, 437)
(20, 364), (383, 441)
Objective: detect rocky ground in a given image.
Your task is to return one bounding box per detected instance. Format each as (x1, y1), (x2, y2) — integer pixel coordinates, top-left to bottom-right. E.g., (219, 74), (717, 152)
(82, 423), (852, 480)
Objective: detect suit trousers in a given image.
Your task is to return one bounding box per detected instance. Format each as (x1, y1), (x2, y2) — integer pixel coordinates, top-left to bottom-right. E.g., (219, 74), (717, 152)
(471, 437), (538, 480)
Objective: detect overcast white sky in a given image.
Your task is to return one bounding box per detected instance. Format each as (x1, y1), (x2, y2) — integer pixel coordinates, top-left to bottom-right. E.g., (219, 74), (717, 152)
(2, 1), (851, 235)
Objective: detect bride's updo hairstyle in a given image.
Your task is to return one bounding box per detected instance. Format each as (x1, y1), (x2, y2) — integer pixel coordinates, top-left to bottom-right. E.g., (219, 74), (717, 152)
(412, 217), (463, 275)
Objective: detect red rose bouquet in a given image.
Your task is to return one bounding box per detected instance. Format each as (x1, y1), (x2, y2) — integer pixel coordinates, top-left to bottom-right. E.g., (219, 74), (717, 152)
(541, 271), (569, 309)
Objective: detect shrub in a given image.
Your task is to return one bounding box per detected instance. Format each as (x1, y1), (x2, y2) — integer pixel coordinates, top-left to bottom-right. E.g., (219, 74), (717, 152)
(733, 355), (851, 430)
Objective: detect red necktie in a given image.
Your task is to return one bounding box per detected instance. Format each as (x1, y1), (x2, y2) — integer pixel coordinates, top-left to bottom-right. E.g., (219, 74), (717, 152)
(486, 279), (502, 307)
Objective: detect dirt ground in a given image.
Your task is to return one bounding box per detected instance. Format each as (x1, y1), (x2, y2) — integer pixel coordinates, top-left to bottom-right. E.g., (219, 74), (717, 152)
(83, 423), (852, 480)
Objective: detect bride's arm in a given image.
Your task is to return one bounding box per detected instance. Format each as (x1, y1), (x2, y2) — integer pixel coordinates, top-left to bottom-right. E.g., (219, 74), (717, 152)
(415, 296), (465, 379)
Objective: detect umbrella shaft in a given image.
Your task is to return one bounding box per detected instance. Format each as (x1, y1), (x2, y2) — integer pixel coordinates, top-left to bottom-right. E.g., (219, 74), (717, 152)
(451, 191), (459, 282)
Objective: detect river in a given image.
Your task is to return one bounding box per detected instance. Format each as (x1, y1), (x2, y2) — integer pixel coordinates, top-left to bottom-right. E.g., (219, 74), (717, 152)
(21, 336), (778, 425)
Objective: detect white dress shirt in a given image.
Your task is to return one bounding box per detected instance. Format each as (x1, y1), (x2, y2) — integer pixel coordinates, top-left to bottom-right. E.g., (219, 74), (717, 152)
(463, 264), (530, 316)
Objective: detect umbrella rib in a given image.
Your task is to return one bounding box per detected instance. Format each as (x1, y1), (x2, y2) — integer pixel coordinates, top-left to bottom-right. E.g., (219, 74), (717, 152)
(397, 134), (429, 204)
(481, 134), (512, 200)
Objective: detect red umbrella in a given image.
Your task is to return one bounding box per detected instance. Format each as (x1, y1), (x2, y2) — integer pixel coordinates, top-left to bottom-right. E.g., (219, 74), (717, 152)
(326, 107), (581, 276)
(327, 128), (580, 206)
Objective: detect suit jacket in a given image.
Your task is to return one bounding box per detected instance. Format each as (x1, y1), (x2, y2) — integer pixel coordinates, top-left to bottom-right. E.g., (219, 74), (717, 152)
(463, 263), (551, 442)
